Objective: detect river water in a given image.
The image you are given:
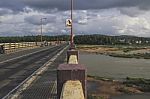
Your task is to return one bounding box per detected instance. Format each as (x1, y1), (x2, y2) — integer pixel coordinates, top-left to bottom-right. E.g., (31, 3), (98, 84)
(79, 52), (150, 99)
(80, 53), (150, 79)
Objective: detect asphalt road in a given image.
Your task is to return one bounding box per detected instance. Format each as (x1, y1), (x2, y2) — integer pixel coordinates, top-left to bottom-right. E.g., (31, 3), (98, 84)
(0, 44), (67, 99)
(0, 46), (55, 62)
(20, 45), (68, 99)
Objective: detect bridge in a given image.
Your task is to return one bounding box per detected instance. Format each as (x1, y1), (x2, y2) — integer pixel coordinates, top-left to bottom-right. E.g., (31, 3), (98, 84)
(0, 42), (86, 99)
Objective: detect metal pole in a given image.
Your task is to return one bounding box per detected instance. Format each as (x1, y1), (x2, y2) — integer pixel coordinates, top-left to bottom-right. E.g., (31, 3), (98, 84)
(70, 0), (73, 48)
(40, 18), (47, 43)
(40, 18), (43, 43)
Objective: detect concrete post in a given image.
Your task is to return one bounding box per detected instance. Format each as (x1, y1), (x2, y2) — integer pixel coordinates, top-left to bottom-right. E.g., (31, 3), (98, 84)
(57, 64), (87, 99)
(57, 50), (87, 99)
(67, 50), (79, 63)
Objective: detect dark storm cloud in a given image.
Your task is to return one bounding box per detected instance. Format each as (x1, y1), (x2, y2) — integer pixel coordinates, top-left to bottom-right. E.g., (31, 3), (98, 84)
(0, 8), (13, 15)
(0, 0), (25, 12)
(23, 0), (150, 11)
(118, 7), (145, 17)
(0, 0), (150, 13)
(24, 15), (57, 25)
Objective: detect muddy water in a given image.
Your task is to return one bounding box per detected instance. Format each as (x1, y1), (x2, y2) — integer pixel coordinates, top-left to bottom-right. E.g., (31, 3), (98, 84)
(80, 53), (150, 79)
(80, 53), (150, 99)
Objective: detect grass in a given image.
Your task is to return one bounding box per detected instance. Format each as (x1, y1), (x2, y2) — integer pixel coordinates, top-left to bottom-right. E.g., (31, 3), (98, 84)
(88, 75), (150, 92)
(87, 75), (114, 81)
(88, 94), (105, 99)
(109, 53), (150, 59)
(124, 77), (150, 92)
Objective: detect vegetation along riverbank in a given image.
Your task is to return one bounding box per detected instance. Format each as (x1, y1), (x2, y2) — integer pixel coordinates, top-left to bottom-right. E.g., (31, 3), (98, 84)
(87, 75), (150, 99)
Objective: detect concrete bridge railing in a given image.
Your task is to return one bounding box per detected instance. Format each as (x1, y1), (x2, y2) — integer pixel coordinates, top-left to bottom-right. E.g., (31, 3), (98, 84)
(0, 42), (38, 54)
(0, 41), (67, 54)
(57, 49), (87, 99)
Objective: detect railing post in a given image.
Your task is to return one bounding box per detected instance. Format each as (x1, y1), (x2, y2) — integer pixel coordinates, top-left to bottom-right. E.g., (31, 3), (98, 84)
(0, 44), (5, 54)
(67, 50), (79, 63)
(57, 50), (87, 99)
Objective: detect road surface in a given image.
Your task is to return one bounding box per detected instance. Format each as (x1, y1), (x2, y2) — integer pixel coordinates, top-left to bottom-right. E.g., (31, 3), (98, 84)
(0, 44), (67, 98)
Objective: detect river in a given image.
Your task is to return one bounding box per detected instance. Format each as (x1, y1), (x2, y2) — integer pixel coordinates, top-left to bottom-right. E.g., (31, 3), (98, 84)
(80, 52), (150, 79)
(79, 52), (150, 99)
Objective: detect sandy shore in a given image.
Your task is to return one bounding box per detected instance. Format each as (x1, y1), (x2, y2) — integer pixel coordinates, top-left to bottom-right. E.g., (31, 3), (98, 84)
(78, 45), (120, 54)
(78, 45), (150, 54)
(77, 45), (150, 59)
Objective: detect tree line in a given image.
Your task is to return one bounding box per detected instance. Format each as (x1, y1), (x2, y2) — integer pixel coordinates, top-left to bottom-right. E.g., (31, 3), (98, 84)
(74, 34), (150, 45)
(0, 35), (70, 43)
(1, 34), (150, 45)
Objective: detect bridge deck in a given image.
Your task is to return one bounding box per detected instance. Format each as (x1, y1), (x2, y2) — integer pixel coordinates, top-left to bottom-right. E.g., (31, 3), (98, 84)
(0, 46), (54, 62)
(19, 47), (67, 99)
(0, 45), (67, 99)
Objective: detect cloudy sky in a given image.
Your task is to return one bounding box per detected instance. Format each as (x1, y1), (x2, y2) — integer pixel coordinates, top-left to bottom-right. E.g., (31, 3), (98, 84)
(0, 0), (150, 37)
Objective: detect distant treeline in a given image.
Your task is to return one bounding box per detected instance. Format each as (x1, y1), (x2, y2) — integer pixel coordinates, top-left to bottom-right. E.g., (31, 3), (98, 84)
(74, 34), (150, 45)
(0, 35), (70, 43)
(1, 34), (150, 45)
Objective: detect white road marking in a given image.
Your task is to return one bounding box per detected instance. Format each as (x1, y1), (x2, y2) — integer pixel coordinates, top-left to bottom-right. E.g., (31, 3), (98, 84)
(0, 46), (57, 64)
(2, 45), (68, 99)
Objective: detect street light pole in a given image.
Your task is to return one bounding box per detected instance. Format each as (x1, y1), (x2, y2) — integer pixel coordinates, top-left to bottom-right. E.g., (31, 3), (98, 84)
(40, 18), (47, 43)
(70, 0), (73, 48)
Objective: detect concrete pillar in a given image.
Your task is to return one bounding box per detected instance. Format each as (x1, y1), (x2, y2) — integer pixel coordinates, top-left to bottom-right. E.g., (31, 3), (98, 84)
(57, 49), (87, 99)
(57, 64), (87, 99)
(67, 50), (79, 63)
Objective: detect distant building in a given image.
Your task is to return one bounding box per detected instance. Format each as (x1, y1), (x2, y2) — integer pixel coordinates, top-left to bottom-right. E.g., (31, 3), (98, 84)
(136, 40), (142, 44)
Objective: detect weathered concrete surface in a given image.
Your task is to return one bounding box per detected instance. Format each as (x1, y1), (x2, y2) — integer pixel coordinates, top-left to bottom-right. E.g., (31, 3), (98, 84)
(67, 50), (79, 63)
(60, 80), (84, 99)
(57, 49), (87, 99)
(68, 55), (78, 64)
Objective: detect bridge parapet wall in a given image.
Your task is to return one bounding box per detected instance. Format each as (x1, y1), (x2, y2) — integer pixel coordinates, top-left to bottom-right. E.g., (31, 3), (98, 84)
(57, 50), (87, 99)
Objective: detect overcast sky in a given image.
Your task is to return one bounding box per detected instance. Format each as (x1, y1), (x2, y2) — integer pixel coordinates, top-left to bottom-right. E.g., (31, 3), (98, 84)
(0, 0), (150, 37)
